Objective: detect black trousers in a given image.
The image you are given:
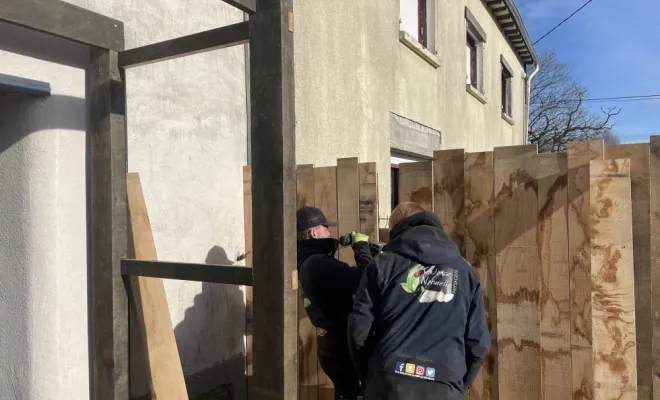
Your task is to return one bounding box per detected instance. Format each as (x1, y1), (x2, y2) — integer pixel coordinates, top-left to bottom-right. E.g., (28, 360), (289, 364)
(317, 329), (363, 400)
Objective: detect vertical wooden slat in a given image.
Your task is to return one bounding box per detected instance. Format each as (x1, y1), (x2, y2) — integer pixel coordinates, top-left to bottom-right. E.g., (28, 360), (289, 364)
(337, 158), (360, 264)
(433, 149), (466, 254)
(537, 153), (571, 400)
(249, 0), (298, 397)
(359, 162), (379, 241)
(242, 166), (253, 399)
(398, 161), (434, 211)
(589, 159), (637, 399)
(493, 144), (540, 400)
(605, 144), (652, 399)
(296, 165), (318, 400)
(650, 136), (660, 399)
(568, 140), (604, 400)
(313, 166), (337, 400)
(465, 151), (497, 400)
(89, 48), (129, 400)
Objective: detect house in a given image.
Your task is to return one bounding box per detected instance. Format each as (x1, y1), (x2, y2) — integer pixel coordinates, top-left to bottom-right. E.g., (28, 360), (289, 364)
(0, 0), (535, 399)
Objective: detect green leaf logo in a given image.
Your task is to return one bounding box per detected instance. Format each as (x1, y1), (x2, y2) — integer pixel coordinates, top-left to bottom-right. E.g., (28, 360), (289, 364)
(401, 265), (421, 294)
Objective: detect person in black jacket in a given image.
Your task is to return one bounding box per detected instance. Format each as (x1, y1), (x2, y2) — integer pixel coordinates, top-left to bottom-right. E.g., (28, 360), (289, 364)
(347, 202), (490, 400)
(296, 206), (374, 400)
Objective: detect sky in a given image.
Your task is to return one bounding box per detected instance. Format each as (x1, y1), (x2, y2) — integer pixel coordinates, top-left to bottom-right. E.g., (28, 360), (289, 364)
(516, 0), (660, 143)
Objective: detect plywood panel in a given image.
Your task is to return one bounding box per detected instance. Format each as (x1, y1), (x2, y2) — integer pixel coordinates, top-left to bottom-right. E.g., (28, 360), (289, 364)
(296, 165), (318, 400)
(359, 162), (379, 241)
(242, 166), (253, 399)
(589, 159), (637, 399)
(465, 152), (497, 400)
(398, 161), (433, 211)
(606, 144), (651, 400)
(337, 158), (360, 265)
(126, 173), (188, 399)
(537, 153), (571, 400)
(434, 149), (466, 254)
(493, 145), (541, 400)
(568, 140), (604, 400)
(650, 136), (660, 399)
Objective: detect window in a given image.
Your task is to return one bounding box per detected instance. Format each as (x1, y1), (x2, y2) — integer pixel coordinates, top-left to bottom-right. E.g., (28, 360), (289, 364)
(400, 0), (432, 49)
(501, 57), (513, 116)
(466, 34), (478, 88)
(465, 8), (487, 94)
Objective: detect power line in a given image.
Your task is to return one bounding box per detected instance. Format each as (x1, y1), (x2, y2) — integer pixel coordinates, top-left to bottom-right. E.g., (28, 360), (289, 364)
(531, 94), (660, 105)
(533, 0), (596, 45)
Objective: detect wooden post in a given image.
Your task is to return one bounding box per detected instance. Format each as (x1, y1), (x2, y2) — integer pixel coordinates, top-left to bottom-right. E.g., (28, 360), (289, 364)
(89, 48), (129, 400)
(464, 151), (496, 400)
(337, 158), (360, 264)
(493, 145), (540, 400)
(589, 159), (637, 399)
(537, 153), (571, 399)
(398, 161), (434, 211)
(249, 0), (298, 398)
(650, 136), (660, 399)
(358, 162), (379, 241)
(242, 166), (254, 398)
(433, 149), (466, 254)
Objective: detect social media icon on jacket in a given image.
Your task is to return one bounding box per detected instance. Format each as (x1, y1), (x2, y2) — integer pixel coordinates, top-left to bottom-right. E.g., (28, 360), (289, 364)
(415, 366), (425, 376)
(405, 363), (415, 374)
(425, 367), (436, 378)
(395, 362), (405, 373)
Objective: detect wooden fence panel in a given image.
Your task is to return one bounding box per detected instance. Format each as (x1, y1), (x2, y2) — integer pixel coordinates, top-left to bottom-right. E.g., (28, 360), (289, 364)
(296, 165), (318, 400)
(650, 136), (660, 399)
(464, 152), (496, 400)
(589, 159), (637, 399)
(567, 140), (603, 400)
(433, 149), (466, 254)
(537, 153), (571, 400)
(493, 145), (541, 400)
(606, 144), (651, 400)
(398, 161), (433, 211)
(337, 158), (360, 265)
(359, 162), (379, 241)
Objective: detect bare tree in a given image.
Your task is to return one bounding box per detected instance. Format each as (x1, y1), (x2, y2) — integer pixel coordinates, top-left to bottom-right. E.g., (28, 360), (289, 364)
(528, 50), (621, 152)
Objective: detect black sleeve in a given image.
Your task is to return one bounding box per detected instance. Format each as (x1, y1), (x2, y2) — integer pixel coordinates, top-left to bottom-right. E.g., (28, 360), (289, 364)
(352, 241), (373, 274)
(347, 261), (379, 383)
(463, 277), (491, 387)
(315, 256), (361, 298)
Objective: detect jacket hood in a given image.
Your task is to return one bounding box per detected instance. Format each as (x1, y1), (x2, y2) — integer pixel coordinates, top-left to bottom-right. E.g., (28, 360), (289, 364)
(297, 238), (339, 267)
(384, 211), (461, 266)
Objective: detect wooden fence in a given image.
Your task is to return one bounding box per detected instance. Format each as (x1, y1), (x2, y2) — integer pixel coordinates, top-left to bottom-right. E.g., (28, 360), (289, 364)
(244, 137), (660, 400)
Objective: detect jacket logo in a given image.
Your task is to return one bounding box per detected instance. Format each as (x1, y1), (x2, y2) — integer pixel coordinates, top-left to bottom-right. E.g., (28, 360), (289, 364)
(401, 264), (458, 303)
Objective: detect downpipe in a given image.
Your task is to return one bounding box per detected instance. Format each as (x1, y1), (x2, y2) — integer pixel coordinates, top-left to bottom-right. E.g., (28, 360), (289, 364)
(524, 62), (540, 145)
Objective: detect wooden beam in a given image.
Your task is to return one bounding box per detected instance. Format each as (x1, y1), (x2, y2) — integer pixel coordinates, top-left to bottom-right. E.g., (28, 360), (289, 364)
(249, 0), (298, 398)
(494, 144), (541, 400)
(119, 22), (249, 68)
(650, 136), (660, 399)
(398, 161), (434, 211)
(538, 152), (571, 400)
(568, 140), (603, 400)
(222, 0), (257, 14)
(1, 0), (124, 51)
(122, 259), (254, 286)
(89, 48), (129, 400)
(589, 159), (637, 399)
(464, 152), (497, 400)
(358, 162), (379, 241)
(606, 144), (651, 399)
(243, 165), (254, 399)
(433, 149), (465, 254)
(337, 158), (360, 265)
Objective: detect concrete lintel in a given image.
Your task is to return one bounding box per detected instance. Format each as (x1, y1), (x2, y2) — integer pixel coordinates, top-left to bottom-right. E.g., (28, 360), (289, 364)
(390, 113), (442, 158)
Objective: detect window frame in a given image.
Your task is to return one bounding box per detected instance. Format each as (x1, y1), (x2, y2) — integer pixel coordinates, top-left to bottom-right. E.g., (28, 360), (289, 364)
(465, 7), (487, 95)
(400, 0), (434, 50)
(501, 55), (514, 117)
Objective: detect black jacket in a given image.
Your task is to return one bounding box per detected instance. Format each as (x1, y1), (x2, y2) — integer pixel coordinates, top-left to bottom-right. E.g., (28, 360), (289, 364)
(297, 238), (373, 331)
(347, 212), (490, 400)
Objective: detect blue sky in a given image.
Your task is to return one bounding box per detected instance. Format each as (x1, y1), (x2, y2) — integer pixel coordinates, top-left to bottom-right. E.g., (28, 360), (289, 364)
(516, 0), (660, 143)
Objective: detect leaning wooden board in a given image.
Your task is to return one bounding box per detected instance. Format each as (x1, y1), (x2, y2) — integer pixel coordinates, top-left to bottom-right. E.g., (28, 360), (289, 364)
(493, 145), (541, 400)
(398, 161), (434, 211)
(433, 149), (466, 254)
(242, 166), (254, 399)
(358, 162), (379, 241)
(337, 158), (360, 265)
(589, 159), (637, 399)
(605, 144), (651, 399)
(537, 153), (571, 400)
(126, 172), (188, 399)
(650, 136), (660, 398)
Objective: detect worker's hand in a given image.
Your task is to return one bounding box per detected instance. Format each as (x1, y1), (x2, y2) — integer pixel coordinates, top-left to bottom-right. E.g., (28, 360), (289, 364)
(351, 231), (369, 244)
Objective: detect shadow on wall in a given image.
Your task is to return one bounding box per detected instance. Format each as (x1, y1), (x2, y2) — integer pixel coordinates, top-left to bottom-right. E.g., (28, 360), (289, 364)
(174, 246), (247, 400)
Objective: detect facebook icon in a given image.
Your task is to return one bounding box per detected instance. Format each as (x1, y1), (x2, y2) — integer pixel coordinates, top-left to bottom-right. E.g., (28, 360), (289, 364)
(395, 362), (405, 373)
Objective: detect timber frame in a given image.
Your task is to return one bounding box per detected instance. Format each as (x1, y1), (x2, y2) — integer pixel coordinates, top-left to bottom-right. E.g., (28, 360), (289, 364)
(0, 0), (297, 399)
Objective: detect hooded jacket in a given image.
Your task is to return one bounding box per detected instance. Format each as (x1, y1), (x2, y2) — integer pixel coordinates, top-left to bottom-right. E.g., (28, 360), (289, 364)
(347, 211), (490, 400)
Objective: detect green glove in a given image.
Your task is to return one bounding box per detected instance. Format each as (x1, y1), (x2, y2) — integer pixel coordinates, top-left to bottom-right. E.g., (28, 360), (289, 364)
(351, 231), (369, 244)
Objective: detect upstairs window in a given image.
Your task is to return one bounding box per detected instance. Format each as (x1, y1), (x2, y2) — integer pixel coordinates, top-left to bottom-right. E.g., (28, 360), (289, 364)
(465, 7), (487, 94)
(501, 56), (513, 116)
(400, 0), (432, 49)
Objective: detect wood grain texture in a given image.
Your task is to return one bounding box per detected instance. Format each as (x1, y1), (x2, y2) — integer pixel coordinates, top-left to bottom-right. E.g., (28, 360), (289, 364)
(398, 161), (434, 211)
(296, 165), (318, 400)
(465, 152), (497, 400)
(337, 158), (360, 265)
(242, 166), (253, 399)
(359, 162), (379, 241)
(568, 140), (604, 400)
(126, 173), (188, 399)
(650, 136), (660, 399)
(605, 144), (651, 400)
(434, 149), (466, 254)
(589, 159), (637, 400)
(537, 153), (571, 400)
(494, 145), (541, 400)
